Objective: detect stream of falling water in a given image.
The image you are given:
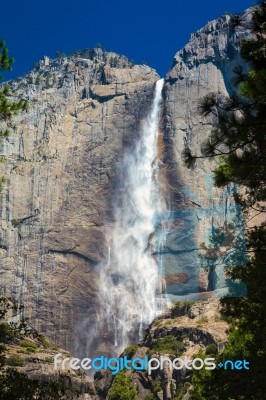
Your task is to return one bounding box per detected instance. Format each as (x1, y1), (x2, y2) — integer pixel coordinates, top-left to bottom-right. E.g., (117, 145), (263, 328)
(92, 79), (165, 357)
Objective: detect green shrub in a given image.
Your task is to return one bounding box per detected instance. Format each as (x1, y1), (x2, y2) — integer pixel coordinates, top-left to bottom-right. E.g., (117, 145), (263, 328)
(174, 381), (192, 400)
(151, 380), (161, 394)
(20, 339), (37, 350)
(17, 349), (26, 354)
(148, 335), (184, 356)
(205, 343), (218, 355)
(0, 369), (40, 399)
(26, 347), (36, 353)
(0, 323), (18, 342)
(0, 343), (6, 366)
(109, 56), (119, 67)
(123, 345), (138, 359)
(38, 335), (51, 349)
(171, 301), (194, 311)
(145, 394), (157, 400)
(108, 370), (140, 400)
(196, 317), (208, 327)
(11, 218), (21, 227)
(6, 355), (24, 366)
(151, 381), (162, 393)
(144, 381), (161, 400)
(171, 301), (193, 309)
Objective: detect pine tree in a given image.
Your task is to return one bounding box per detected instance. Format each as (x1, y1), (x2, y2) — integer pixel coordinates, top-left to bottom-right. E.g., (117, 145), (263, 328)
(0, 40), (27, 138)
(0, 40), (27, 192)
(184, 2), (266, 211)
(185, 2), (266, 399)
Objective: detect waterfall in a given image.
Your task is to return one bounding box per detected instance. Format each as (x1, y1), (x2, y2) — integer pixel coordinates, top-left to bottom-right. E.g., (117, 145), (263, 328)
(90, 79), (165, 358)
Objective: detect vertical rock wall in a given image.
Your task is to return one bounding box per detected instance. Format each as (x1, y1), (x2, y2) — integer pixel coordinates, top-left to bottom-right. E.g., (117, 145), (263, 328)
(160, 11), (252, 300)
(0, 49), (159, 354)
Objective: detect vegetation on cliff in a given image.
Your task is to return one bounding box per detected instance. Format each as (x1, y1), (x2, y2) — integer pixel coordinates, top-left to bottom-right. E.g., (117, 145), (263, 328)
(0, 298), (54, 399)
(0, 40), (27, 193)
(185, 2), (266, 399)
(0, 41), (27, 137)
(0, 297), (98, 399)
(108, 370), (140, 400)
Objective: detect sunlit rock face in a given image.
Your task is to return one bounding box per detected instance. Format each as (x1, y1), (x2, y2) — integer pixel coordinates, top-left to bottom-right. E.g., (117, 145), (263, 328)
(0, 48), (159, 354)
(160, 10), (252, 301)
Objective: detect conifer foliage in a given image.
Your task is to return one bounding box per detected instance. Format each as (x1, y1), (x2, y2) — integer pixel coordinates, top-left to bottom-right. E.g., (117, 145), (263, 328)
(0, 40), (27, 138)
(187, 3), (266, 399)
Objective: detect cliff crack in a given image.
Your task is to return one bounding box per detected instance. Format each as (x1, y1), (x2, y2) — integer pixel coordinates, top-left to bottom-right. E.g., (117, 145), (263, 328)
(48, 248), (98, 266)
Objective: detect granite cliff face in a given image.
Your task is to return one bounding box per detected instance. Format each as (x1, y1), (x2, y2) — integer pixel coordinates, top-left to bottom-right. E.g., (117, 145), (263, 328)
(160, 11), (252, 300)
(0, 48), (159, 355)
(0, 11), (251, 367)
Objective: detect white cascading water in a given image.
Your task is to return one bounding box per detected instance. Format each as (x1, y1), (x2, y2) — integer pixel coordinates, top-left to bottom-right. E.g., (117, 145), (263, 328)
(95, 78), (165, 356)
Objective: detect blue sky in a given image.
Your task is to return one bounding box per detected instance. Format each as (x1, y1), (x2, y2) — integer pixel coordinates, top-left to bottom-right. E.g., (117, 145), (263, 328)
(1, 0), (254, 80)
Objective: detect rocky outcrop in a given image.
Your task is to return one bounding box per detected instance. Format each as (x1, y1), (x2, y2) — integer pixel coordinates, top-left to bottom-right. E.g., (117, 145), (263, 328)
(145, 299), (227, 348)
(103, 299), (228, 400)
(4, 342), (98, 400)
(1, 298), (227, 400)
(0, 297), (98, 399)
(0, 48), (159, 356)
